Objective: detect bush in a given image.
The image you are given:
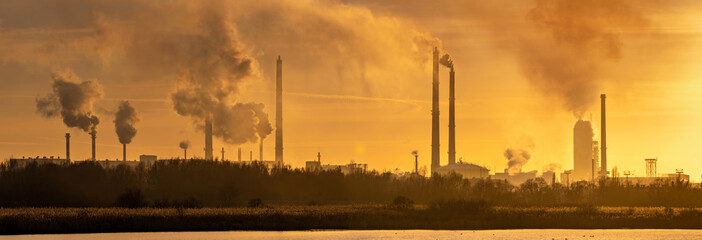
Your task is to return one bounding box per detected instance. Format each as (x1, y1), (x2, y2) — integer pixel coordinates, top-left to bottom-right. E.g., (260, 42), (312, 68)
(248, 198), (263, 208)
(390, 196), (414, 210)
(151, 197), (203, 209)
(115, 189), (146, 208)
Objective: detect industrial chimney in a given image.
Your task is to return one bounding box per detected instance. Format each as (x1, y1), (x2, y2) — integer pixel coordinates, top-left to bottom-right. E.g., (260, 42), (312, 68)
(123, 144), (126, 161)
(90, 131), (96, 161)
(205, 117), (213, 160)
(259, 140), (264, 163)
(65, 133), (70, 161)
(238, 147), (242, 162)
(448, 65), (456, 165)
(600, 94), (607, 177)
(431, 47), (440, 174)
(275, 56), (284, 166)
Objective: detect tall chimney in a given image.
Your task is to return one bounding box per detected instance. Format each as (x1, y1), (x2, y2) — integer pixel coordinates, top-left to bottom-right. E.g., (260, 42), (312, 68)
(275, 56), (284, 165)
(123, 144), (126, 161)
(65, 133), (70, 161)
(600, 94), (607, 177)
(221, 147), (225, 161)
(250, 150), (253, 161)
(259, 140), (263, 162)
(238, 147), (242, 161)
(184, 148), (187, 160)
(415, 154), (419, 174)
(448, 66), (456, 165)
(205, 117), (213, 160)
(431, 47), (440, 175)
(90, 131), (96, 161)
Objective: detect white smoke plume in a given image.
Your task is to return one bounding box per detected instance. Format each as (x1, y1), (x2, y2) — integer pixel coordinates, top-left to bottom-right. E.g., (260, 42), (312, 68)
(504, 148), (533, 176)
(114, 101), (138, 144)
(252, 103), (273, 141)
(36, 70), (103, 133)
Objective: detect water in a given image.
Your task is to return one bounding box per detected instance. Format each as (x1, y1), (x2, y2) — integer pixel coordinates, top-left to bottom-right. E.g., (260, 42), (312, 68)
(3, 230), (702, 240)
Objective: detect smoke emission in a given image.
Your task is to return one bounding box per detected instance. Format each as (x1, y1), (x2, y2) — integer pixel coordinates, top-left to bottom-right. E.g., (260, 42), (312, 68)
(36, 70), (103, 133)
(113, 101), (138, 144)
(516, 0), (649, 117)
(179, 140), (190, 149)
(252, 104), (273, 141)
(544, 163), (562, 172)
(504, 148), (532, 175)
(411, 150), (418, 156)
(439, 53), (453, 69)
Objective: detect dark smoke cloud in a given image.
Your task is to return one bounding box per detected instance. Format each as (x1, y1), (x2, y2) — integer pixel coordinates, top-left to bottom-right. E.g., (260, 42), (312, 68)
(36, 70), (103, 133)
(179, 140), (190, 149)
(504, 148), (533, 175)
(516, 0), (649, 117)
(411, 150), (418, 156)
(113, 101), (138, 144)
(439, 53), (453, 69)
(149, 1), (267, 146)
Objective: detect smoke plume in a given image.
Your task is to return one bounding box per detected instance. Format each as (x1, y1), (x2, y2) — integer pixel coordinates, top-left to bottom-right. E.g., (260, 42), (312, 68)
(544, 163), (562, 172)
(439, 53), (453, 69)
(36, 70), (103, 133)
(113, 101), (138, 144)
(411, 150), (418, 156)
(179, 140), (190, 149)
(516, 0), (649, 117)
(504, 148), (532, 175)
(252, 104), (273, 141)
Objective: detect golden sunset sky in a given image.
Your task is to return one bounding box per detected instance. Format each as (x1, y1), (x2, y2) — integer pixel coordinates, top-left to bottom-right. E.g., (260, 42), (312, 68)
(0, 0), (701, 179)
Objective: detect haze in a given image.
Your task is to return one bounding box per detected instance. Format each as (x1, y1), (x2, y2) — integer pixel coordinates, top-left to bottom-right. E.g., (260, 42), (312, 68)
(1, 0), (701, 180)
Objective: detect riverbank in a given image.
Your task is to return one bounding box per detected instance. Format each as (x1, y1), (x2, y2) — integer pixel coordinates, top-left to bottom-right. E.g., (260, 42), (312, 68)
(2, 205), (702, 234)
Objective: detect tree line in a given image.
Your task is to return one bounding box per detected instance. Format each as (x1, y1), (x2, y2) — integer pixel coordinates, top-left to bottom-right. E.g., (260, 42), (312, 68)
(0, 160), (700, 207)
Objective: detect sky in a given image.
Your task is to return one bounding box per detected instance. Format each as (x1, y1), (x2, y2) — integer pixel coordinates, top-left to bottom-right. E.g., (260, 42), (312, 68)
(0, 0), (701, 180)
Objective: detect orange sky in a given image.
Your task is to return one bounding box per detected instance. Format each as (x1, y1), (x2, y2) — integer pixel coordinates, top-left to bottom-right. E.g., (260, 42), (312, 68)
(0, 0), (701, 180)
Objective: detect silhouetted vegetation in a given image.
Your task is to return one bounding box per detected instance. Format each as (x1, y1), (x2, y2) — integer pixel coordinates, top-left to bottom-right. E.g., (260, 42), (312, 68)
(0, 160), (701, 208)
(389, 196), (414, 210)
(3, 206), (702, 234)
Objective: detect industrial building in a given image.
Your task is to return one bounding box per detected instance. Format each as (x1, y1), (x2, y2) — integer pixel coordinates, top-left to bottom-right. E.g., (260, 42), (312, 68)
(573, 119), (595, 181)
(8, 156), (69, 169)
(434, 163), (490, 179)
(305, 152), (367, 175)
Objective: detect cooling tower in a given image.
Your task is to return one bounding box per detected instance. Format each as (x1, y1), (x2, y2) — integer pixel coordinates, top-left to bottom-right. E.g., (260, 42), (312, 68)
(65, 133), (70, 161)
(600, 94), (607, 177)
(205, 117), (213, 160)
(431, 47), (440, 174)
(448, 66), (456, 165)
(573, 120), (594, 181)
(275, 56), (284, 166)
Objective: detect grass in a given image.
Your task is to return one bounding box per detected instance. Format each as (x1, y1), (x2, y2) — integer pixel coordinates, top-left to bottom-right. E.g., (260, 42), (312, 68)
(3, 205), (702, 234)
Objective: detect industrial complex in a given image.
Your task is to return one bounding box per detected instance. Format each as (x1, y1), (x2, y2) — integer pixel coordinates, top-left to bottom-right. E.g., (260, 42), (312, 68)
(4, 48), (694, 187)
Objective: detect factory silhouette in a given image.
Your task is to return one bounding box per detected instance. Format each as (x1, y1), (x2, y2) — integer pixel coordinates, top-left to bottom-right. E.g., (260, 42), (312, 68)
(5, 48), (691, 187)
